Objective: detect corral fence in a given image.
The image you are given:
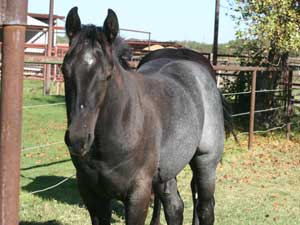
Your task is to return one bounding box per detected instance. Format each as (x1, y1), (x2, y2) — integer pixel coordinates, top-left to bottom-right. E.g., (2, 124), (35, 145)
(13, 58), (299, 197)
(1, 49), (299, 206)
(21, 55), (299, 150)
(1, 44), (298, 152)
(213, 65), (296, 149)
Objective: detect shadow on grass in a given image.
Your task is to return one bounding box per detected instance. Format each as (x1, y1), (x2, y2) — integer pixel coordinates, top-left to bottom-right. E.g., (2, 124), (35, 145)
(22, 176), (125, 219)
(31, 95), (65, 104)
(20, 220), (62, 225)
(21, 159), (71, 171)
(22, 175), (81, 205)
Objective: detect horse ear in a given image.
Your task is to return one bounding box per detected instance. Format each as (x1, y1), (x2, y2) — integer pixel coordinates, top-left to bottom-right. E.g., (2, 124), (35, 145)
(65, 7), (81, 40)
(103, 9), (119, 44)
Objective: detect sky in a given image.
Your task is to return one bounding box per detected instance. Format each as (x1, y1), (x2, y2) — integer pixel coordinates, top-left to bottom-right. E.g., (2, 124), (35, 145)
(28, 0), (236, 44)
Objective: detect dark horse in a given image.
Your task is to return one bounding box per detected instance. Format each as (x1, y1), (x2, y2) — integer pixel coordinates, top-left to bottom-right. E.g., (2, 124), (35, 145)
(63, 7), (224, 225)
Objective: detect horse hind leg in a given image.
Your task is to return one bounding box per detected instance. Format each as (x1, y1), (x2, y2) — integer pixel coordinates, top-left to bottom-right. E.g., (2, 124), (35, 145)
(190, 150), (218, 225)
(191, 174), (199, 225)
(153, 178), (184, 225)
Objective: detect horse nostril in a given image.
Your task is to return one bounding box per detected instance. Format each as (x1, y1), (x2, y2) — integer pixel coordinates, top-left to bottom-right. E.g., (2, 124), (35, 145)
(64, 130), (71, 146)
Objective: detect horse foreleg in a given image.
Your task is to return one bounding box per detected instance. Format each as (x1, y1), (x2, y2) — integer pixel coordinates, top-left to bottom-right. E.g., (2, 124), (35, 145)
(124, 177), (152, 225)
(150, 194), (162, 225)
(77, 176), (112, 225)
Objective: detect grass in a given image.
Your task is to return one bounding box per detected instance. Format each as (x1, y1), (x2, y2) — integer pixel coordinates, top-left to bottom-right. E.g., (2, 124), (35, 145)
(20, 80), (300, 225)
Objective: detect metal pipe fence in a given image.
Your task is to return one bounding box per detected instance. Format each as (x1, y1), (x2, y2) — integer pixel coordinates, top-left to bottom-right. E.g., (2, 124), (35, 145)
(213, 65), (295, 150)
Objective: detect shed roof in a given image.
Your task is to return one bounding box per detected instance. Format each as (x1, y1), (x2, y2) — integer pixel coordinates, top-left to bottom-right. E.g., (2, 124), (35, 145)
(28, 13), (65, 20)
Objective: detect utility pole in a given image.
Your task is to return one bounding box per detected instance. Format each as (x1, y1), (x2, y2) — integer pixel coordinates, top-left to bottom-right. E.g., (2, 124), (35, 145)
(212, 0), (220, 65)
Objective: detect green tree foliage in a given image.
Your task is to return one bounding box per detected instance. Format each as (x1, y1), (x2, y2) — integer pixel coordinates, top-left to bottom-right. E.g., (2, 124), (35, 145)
(179, 41), (213, 53)
(178, 40), (242, 55)
(226, 1), (300, 129)
(230, 0), (300, 62)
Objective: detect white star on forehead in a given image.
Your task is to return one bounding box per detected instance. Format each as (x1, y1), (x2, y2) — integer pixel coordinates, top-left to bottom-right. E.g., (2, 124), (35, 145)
(83, 51), (95, 66)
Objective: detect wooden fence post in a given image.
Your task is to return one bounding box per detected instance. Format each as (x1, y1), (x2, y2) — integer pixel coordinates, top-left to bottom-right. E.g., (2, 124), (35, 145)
(286, 70), (293, 140)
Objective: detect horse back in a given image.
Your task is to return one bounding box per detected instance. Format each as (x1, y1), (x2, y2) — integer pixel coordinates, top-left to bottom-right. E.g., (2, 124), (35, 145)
(137, 48), (215, 81)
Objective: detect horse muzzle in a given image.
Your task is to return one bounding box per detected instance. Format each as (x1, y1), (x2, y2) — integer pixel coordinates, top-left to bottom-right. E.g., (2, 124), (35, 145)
(64, 129), (94, 157)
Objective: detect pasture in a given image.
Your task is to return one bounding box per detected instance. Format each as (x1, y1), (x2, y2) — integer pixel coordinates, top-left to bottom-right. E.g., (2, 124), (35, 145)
(20, 80), (300, 225)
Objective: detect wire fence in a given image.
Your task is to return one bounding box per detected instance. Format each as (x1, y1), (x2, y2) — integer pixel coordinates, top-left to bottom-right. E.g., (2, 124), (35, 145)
(21, 65), (299, 195)
(29, 174), (76, 194)
(23, 102), (65, 109)
(21, 101), (65, 153)
(237, 124), (287, 136)
(222, 88), (285, 96)
(21, 101), (69, 194)
(231, 106), (285, 117)
(22, 141), (64, 152)
(215, 67), (297, 150)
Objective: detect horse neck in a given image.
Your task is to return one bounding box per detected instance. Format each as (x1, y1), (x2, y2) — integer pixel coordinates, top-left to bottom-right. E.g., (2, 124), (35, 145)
(101, 62), (140, 117)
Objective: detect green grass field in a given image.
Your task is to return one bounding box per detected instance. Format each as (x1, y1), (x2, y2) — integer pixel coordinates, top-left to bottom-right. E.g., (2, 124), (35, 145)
(20, 80), (300, 225)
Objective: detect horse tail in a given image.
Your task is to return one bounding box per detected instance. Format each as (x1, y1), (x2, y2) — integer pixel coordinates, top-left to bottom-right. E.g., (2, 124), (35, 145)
(220, 92), (239, 144)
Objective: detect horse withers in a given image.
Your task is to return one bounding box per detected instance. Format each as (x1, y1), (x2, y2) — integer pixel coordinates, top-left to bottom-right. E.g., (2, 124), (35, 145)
(63, 7), (224, 225)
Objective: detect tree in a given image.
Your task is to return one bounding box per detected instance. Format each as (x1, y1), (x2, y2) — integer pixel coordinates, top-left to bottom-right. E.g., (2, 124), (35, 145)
(226, 0), (300, 129)
(230, 0), (300, 65)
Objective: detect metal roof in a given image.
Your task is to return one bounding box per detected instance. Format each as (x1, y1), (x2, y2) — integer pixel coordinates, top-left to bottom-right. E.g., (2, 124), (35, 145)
(28, 13), (65, 20)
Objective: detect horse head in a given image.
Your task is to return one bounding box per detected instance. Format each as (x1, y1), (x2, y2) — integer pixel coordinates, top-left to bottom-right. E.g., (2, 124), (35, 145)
(62, 7), (119, 157)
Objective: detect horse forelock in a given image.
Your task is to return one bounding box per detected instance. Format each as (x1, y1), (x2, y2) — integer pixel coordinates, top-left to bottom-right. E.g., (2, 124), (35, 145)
(67, 25), (131, 69)
(67, 25), (99, 55)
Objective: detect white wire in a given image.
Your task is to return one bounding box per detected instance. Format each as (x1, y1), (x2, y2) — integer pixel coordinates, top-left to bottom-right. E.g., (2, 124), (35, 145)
(23, 102), (65, 109)
(22, 141), (65, 152)
(29, 174), (76, 194)
(222, 89), (285, 96)
(231, 106), (285, 117)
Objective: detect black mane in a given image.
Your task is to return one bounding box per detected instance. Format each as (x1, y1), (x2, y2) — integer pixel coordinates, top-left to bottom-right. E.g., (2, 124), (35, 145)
(113, 36), (132, 70)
